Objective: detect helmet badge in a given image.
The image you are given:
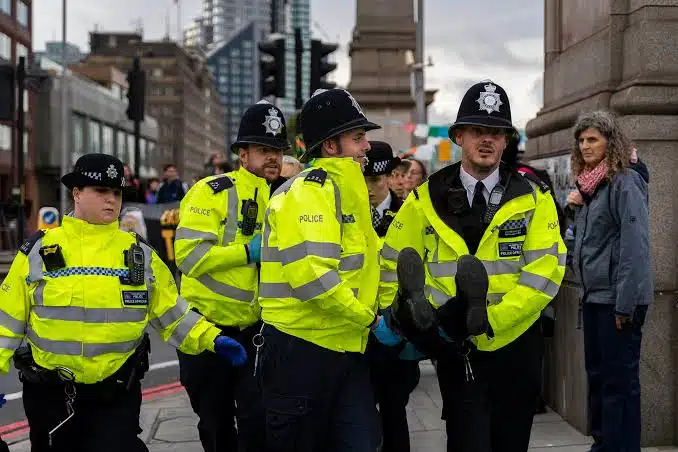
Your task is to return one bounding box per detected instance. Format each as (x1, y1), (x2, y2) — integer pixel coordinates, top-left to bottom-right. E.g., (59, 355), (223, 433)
(476, 82), (503, 114)
(263, 107), (283, 136)
(343, 90), (365, 117)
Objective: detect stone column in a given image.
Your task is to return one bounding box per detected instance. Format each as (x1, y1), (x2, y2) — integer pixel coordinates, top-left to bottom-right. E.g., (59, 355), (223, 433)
(526, 0), (678, 446)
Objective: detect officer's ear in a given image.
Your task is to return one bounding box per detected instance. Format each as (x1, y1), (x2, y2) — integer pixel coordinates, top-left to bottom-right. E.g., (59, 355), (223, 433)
(238, 147), (249, 165)
(321, 138), (341, 157)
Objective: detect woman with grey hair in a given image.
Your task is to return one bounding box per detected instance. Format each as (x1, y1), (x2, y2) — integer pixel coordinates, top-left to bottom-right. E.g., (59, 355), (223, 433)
(567, 110), (652, 452)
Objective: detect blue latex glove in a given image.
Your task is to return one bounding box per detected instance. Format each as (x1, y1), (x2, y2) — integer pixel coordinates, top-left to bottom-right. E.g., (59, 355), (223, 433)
(372, 316), (403, 346)
(247, 234), (262, 263)
(214, 336), (247, 366)
(0, 393), (5, 408)
(398, 342), (426, 361)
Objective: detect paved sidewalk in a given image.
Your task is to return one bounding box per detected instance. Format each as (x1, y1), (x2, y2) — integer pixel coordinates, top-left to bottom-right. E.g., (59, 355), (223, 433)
(6, 361), (672, 451)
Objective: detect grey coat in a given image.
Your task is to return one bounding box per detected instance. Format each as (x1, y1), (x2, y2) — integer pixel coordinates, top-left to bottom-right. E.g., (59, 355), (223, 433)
(572, 168), (652, 315)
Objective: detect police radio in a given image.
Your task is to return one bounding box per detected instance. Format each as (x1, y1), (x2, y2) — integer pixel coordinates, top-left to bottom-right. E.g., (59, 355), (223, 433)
(483, 184), (505, 225)
(122, 244), (145, 286)
(240, 188), (259, 236)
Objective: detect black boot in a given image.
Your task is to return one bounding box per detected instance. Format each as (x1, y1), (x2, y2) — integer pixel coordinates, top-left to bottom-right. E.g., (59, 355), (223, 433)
(455, 254), (489, 336)
(390, 248), (450, 358)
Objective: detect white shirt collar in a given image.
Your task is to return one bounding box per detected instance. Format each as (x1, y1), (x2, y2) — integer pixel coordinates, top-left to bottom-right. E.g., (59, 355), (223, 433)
(375, 191), (392, 217)
(459, 165), (501, 205)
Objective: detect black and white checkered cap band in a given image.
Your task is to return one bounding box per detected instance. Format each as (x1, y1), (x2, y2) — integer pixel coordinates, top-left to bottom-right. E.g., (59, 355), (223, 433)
(372, 160), (390, 174)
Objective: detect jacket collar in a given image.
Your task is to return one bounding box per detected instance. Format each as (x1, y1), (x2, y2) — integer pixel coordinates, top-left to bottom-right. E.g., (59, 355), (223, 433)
(427, 161), (534, 236)
(312, 157), (364, 181)
(62, 215), (120, 238)
(233, 165), (269, 188)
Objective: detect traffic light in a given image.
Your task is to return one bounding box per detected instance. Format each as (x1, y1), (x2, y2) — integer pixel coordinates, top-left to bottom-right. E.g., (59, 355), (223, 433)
(310, 40), (338, 95)
(258, 38), (286, 98)
(126, 57), (146, 121)
(0, 64), (15, 121)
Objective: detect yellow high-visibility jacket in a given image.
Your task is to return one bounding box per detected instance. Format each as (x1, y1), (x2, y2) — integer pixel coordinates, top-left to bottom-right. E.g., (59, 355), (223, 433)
(379, 164), (566, 351)
(175, 167), (270, 328)
(0, 216), (221, 383)
(259, 158), (379, 353)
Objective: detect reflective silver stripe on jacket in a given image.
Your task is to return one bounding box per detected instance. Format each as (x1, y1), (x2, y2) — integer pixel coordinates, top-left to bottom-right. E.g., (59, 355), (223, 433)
(175, 228), (219, 242)
(426, 285), (450, 306)
(138, 240), (155, 302)
(177, 240), (215, 275)
(279, 241), (341, 266)
(380, 270), (397, 283)
(518, 271), (560, 298)
(149, 296), (191, 331)
(339, 254), (364, 271)
(487, 292), (506, 306)
(522, 243), (566, 266)
(27, 328), (143, 357)
(32, 306), (147, 323)
(167, 309), (201, 347)
(381, 244), (399, 261)
(26, 237), (46, 305)
(0, 336), (22, 350)
(259, 271), (341, 301)
(0, 308), (25, 335)
(197, 274), (255, 302)
(223, 185), (240, 245)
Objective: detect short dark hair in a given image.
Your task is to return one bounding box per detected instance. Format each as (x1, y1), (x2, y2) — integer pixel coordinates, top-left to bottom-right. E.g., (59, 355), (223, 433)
(394, 160), (411, 173)
(163, 163), (177, 172)
(406, 158), (428, 181)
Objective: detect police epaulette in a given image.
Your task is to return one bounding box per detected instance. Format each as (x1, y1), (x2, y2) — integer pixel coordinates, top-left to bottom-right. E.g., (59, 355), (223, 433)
(19, 230), (46, 255)
(207, 176), (234, 194)
(304, 168), (327, 186)
(520, 172), (550, 193)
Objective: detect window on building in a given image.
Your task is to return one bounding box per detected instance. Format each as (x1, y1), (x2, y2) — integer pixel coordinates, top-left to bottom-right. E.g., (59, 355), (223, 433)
(72, 114), (85, 162)
(0, 0), (9, 16)
(139, 138), (147, 176)
(102, 124), (114, 155)
(0, 33), (9, 60)
(152, 68), (163, 77)
(23, 132), (28, 155)
(117, 130), (126, 160)
(0, 125), (10, 151)
(16, 42), (28, 60)
(17, 1), (28, 28)
(88, 119), (101, 153)
(127, 135), (135, 169)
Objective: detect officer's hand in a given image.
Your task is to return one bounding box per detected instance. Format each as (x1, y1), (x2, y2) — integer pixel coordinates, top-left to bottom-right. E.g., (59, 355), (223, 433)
(372, 316), (403, 346)
(0, 393), (6, 409)
(214, 336), (247, 366)
(247, 234), (262, 263)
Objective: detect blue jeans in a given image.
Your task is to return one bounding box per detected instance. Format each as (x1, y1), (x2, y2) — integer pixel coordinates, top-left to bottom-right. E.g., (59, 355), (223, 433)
(583, 303), (648, 452)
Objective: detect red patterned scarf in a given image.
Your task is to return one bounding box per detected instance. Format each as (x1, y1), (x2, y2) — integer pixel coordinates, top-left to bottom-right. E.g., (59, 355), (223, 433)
(577, 160), (609, 196)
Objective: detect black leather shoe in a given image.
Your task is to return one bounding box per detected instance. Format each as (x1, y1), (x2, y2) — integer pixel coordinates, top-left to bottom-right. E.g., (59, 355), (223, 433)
(456, 255), (489, 336)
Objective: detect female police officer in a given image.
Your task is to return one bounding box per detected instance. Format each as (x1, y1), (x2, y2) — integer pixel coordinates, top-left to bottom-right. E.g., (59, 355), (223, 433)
(0, 153), (247, 452)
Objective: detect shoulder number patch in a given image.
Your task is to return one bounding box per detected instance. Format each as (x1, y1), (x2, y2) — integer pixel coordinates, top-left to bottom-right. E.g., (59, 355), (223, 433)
(20, 230), (46, 255)
(304, 168), (327, 186)
(208, 176), (234, 194)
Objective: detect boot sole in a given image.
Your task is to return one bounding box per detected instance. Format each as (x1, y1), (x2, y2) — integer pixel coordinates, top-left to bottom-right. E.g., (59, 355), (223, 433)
(397, 247), (426, 294)
(396, 248), (436, 331)
(456, 255), (489, 336)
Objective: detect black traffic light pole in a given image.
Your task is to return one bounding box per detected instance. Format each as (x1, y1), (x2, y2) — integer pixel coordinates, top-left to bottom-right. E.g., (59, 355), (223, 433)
(14, 57), (25, 244)
(126, 56), (145, 177)
(294, 28), (303, 110)
(132, 57), (142, 177)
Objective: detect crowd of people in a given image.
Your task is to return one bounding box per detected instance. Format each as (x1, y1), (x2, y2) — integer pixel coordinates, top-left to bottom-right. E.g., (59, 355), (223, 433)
(0, 80), (651, 452)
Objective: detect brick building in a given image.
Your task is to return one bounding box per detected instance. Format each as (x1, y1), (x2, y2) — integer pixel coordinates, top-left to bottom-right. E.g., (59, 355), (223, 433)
(83, 32), (226, 180)
(0, 0), (35, 240)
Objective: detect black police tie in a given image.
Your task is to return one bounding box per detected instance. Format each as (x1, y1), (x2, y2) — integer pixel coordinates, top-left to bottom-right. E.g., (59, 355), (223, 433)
(472, 181), (486, 214)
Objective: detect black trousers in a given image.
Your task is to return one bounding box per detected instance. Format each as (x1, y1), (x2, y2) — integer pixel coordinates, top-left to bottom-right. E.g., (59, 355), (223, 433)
(177, 322), (264, 452)
(22, 380), (146, 452)
(258, 326), (380, 452)
(366, 339), (420, 452)
(437, 322), (543, 452)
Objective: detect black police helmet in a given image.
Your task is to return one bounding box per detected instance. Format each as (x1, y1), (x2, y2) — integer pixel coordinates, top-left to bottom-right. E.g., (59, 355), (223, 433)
(61, 153), (128, 190)
(448, 80), (518, 145)
(231, 101), (290, 153)
(364, 141), (401, 177)
(298, 89), (380, 162)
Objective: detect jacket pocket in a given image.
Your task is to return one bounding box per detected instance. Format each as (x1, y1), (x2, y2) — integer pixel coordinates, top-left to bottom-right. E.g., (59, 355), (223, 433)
(37, 282), (74, 307)
(582, 245), (612, 291)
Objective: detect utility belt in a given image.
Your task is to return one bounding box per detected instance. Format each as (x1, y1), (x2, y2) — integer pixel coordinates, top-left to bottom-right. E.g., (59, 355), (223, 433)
(14, 333), (151, 393)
